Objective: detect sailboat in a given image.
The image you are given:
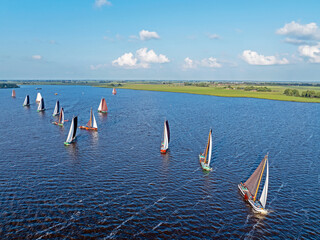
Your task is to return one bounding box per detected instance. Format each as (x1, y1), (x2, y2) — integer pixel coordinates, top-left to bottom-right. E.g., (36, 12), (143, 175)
(37, 97), (45, 112)
(79, 108), (98, 131)
(23, 95), (30, 106)
(98, 98), (108, 113)
(112, 88), (117, 95)
(160, 120), (170, 153)
(53, 107), (65, 126)
(52, 100), (60, 116)
(64, 116), (78, 145)
(238, 154), (269, 214)
(36, 92), (42, 103)
(199, 129), (213, 171)
(12, 90), (16, 98)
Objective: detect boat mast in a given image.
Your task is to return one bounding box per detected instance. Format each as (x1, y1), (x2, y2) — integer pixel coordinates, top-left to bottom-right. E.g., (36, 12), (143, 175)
(253, 155), (267, 201)
(204, 130), (211, 164)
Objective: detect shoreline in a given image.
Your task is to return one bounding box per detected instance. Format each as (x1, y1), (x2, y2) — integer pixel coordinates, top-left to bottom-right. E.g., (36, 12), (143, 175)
(97, 84), (320, 103)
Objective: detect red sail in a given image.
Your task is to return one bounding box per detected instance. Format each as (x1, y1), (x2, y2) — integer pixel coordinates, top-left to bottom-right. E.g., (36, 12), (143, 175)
(101, 98), (108, 112)
(245, 156), (267, 197)
(87, 108), (93, 127)
(12, 90), (16, 97)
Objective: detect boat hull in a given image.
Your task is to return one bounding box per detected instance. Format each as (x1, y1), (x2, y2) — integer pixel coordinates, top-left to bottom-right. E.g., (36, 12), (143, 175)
(37, 109), (45, 112)
(238, 183), (267, 214)
(52, 113), (59, 116)
(199, 155), (212, 171)
(98, 110), (107, 113)
(23, 104), (30, 107)
(79, 126), (98, 131)
(64, 138), (76, 146)
(52, 122), (63, 127)
(160, 149), (167, 154)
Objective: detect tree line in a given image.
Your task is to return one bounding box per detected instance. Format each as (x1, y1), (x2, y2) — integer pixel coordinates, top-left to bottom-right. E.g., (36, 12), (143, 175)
(284, 89), (320, 98)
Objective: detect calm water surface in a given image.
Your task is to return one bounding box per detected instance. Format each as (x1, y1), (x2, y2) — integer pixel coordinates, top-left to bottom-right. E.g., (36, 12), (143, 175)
(0, 85), (319, 239)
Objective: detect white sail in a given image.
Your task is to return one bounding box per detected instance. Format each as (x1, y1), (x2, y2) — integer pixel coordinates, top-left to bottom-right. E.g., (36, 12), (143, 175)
(65, 117), (74, 143)
(37, 98), (44, 111)
(36, 93), (42, 102)
(23, 95), (28, 105)
(92, 112), (98, 128)
(98, 99), (102, 111)
(259, 158), (269, 208)
(163, 121), (168, 150)
(53, 101), (59, 115)
(207, 131), (213, 166)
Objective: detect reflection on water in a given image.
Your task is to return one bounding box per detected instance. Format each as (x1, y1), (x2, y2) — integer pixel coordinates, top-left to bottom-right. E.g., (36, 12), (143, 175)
(98, 112), (108, 122)
(0, 85), (319, 239)
(90, 131), (99, 145)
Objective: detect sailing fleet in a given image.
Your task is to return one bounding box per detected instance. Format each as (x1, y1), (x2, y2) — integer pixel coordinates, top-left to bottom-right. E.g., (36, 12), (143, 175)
(13, 87), (270, 214)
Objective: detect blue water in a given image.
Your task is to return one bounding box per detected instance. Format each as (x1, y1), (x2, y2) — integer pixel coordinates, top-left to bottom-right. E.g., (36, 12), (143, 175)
(0, 85), (319, 239)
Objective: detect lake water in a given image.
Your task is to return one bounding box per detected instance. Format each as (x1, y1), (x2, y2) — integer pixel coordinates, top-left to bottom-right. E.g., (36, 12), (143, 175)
(0, 85), (319, 239)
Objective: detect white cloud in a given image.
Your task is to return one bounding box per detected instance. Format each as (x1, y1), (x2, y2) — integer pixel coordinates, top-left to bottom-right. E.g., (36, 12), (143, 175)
(201, 57), (222, 68)
(183, 57), (196, 69)
(136, 48), (169, 63)
(112, 48), (169, 68)
(242, 50), (289, 65)
(95, 0), (111, 7)
(139, 30), (160, 41)
(182, 57), (222, 69)
(298, 44), (320, 63)
(112, 52), (138, 68)
(32, 55), (42, 60)
(208, 34), (220, 40)
(276, 21), (320, 40)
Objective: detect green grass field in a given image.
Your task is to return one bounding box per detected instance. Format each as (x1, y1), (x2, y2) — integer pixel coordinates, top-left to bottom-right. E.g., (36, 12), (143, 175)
(98, 83), (320, 103)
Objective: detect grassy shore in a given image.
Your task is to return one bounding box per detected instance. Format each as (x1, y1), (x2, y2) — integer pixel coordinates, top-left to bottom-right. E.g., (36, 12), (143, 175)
(5, 80), (320, 103)
(98, 83), (320, 103)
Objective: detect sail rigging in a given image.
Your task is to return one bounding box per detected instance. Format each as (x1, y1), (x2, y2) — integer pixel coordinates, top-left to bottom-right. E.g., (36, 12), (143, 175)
(53, 100), (60, 116)
(36, 93), (42, 102)
(23, 95), (30, 106)
(86, 108), (97, 128)
(65, 116), (77, 144)
(259, 158), (269, 208)
(206, 129), (213, 165)
(244, 155), (268, 200)
(37, 98), (45, 111)
(163, 120), (170, 150)
(58, 108), (64, 124)
(98, 98), (108, 112)
(92, 111), (97, 128)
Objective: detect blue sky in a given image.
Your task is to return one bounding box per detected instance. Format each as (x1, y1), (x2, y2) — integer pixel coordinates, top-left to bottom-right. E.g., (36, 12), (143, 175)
(1, 0), (320, 81)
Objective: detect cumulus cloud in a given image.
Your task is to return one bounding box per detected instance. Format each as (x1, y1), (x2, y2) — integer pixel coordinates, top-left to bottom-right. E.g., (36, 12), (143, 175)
(32, 55), (42, 60)
(183, 57), (196, 69)
(95, 0), (112, 7)
(208, 34), (220, 40)
(277, 21), (320, 41)
(201, 57), (222, 68)
(112, 48), (169, 68)
(298, 44), (320, 63)
(182, 57), (222, 69)
(112, 52), (138, 68)
(242, 50), (289, 65)
(139, 30), (160, 41)
(136, 48), (169, 64)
